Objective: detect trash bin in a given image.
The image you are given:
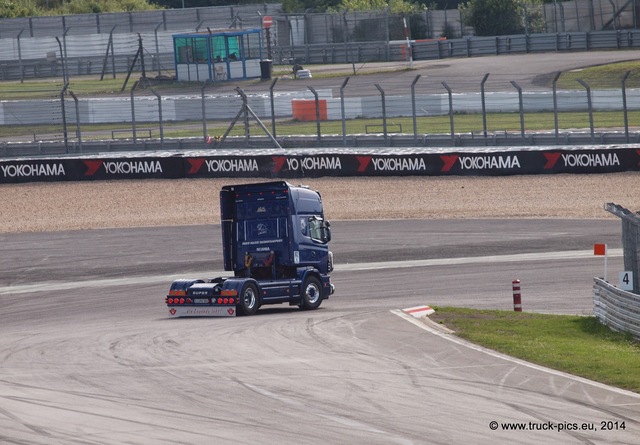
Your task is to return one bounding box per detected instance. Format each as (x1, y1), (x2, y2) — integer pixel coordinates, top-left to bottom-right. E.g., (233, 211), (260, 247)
(260, 60), (272, 80)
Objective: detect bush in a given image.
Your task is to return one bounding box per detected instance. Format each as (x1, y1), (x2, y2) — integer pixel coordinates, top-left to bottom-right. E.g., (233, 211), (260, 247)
(0, 0), (38, 18)
(0, 0), (159, 18)
(459, 0), (544, 37)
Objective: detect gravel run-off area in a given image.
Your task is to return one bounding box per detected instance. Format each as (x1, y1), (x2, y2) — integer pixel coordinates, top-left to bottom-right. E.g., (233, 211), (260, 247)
(1, 173), (639, 233)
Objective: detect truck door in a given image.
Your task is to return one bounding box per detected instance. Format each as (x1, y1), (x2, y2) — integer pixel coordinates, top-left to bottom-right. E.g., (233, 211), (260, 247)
(297, 215), (331, 273)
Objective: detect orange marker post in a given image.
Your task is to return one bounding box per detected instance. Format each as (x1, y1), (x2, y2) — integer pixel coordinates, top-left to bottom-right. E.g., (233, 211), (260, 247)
(594, 243), (608, 282)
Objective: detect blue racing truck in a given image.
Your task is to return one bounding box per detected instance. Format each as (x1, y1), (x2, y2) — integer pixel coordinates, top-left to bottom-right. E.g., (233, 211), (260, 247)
(166, 181), (334, 317)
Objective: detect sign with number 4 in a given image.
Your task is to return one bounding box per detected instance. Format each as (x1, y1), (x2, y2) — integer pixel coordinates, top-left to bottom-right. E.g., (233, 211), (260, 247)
(619, 271), (634, 291)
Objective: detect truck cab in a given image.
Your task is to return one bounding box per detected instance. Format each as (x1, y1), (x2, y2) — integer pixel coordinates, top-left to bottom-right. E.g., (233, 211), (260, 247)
(166, 181), (334, 317)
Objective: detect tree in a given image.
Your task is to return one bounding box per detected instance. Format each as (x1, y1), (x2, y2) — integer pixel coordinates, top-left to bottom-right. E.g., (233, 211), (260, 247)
(281, 0), (343, 13)
(0, 0), (159, 18)
(459, 0), (544, 37)
(0, 0), (38, 18)
(151, 0), (267, 8)
(332, 0), (424, 14)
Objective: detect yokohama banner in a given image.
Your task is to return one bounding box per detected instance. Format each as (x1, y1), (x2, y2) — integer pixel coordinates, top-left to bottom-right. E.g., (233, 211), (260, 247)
(1, 147), (639, 183)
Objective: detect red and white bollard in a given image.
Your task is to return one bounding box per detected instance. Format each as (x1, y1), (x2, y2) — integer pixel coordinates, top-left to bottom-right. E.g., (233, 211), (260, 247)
(512, 279), (522, 312)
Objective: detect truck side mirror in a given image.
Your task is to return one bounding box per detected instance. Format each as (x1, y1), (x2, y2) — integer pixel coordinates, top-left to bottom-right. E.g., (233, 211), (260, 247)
(322, 220), (331, 243)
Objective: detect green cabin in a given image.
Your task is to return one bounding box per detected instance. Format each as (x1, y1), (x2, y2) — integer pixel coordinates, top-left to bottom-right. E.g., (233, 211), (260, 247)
(173, 28), (263, 82)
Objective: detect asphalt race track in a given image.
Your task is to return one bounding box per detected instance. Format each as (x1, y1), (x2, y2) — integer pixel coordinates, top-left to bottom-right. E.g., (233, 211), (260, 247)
(1, 219), (639, 445)
(3, 49), (640, 445)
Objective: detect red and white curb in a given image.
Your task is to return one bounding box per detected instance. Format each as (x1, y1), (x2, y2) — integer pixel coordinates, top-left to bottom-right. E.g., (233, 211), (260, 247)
(402, 305), (435, 318)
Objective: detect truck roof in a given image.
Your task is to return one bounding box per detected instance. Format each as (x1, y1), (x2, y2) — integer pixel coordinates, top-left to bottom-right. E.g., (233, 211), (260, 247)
(220, 181), (323, 215)
(221, 182), (322, 211)
(221, 181), (292, 193)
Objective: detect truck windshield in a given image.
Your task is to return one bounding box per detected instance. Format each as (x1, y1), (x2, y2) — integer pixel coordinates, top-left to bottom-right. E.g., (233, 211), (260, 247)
(308, 216), (330, 243)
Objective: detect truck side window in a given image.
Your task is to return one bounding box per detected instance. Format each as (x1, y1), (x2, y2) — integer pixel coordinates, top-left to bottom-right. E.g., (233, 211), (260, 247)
(309, 217), (322, 242)
(302, 216), (330, 243)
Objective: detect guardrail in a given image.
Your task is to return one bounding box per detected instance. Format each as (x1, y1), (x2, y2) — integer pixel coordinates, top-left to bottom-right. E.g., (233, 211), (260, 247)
(593, 277), (640, 340)
(273, 30), (640, 66)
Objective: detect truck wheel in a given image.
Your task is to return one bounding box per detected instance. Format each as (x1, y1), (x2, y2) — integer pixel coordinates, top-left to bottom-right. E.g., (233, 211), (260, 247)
(238, 282), (259, 316)
(301, 276), (322, 310)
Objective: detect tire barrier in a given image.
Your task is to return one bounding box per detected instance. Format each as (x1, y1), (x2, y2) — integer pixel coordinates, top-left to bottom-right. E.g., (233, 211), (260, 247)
(1, 146), (639, 184)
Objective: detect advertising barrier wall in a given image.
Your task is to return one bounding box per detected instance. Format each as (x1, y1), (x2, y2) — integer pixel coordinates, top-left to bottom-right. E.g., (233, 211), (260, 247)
(1, 146), (639, 184)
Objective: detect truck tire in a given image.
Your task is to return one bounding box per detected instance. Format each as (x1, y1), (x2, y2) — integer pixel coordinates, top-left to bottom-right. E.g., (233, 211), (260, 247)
(300, 276), (322, 310)
(238, 282), (259, 316)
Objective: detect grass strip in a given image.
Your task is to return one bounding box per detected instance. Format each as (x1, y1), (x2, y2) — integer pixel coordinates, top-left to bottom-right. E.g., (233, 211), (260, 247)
(430, 307), (640, 393)
(4, 110), (639, 141)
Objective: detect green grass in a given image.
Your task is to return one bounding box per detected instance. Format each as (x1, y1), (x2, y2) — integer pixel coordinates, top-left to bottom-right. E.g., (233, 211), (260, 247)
(0, 76), (128, 99)
(4, 109), (638, 141)
(431, 307), (640, 393)
(206, 110), (640, 138)
(555, 60), (640, 89)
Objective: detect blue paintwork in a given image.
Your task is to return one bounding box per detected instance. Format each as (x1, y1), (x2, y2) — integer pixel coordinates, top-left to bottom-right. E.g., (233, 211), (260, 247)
(167, 181), (333, 315)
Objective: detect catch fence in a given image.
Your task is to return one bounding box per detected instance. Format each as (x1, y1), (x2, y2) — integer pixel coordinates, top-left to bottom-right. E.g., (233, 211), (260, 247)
(4, 63), (640, 156)
(0, 0), (637, 82)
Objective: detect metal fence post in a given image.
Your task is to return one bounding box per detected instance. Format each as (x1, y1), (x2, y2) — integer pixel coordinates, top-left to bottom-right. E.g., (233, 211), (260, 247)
(342, 12), (356, 74)
(307, 86), (322, 146)
(577, 79), (595, 143)
(109, 26), (117, 78)
(241, 88), (250, 141)
(130, 80), (139, 145)
(60, 83), (69, 153)
(411, 75), (421, 142)
(154, 22), (163, 77)
(62, 27), (70, 82)
(480, 73), (489, 143)
(340, 77), (350, 146)
(17, 30), (24, 83)
(69, 90), (82, 153)
(552, 72), (561, 144)
(100, 26), (117, 81)
(442, 81), (455, 146)
(375, 83), (388, 144)
(150, 87), (164, 148)
(55, 36), (68, 85)
(269, 78), (278, 138)
(510, 80), (525, 139)
(622, 70), (631, 143)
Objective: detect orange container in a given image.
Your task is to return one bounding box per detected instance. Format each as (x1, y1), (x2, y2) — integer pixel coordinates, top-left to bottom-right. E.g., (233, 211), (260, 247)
(292, 99), (327, 121)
